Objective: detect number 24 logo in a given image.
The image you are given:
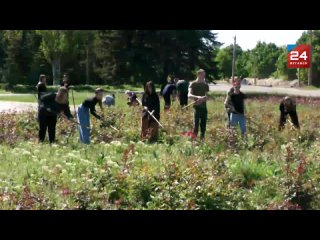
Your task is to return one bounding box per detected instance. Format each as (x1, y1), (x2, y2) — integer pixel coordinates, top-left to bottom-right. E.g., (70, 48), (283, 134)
(290, 51), (308, 61)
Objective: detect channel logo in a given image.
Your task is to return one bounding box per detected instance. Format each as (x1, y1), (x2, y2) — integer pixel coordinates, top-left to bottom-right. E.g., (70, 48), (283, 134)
(287, 44), (310, 68)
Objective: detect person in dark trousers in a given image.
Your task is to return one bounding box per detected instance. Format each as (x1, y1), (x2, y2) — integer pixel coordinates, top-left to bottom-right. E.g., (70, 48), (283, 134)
(77, 88), (104, 144)
(162, 79), (177, 110)
(279, 96), (300, 131)
(225, 79), (247, 135)
(141, 81), (160, 143)
(176, 78), (189, 107)
(38, 87), (73, 143)
(188, 69), (209, 140)
(125, 90), (139, 106)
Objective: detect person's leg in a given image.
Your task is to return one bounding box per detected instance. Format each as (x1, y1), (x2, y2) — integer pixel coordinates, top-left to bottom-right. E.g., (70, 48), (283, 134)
(239, 115), (247, 135)
(230, 113), (239, 130)
(227, 111), (231, 128)
(279, 112), (287, 131)
(77, 106), (90, 144)
(77, 106), (85, 143)
(164, 95), (171, 110)
(289, 111), (300, 129)
(184, 93), (188, 106)
(48, 116), (57, 143)
(38, 113), (47, 142)
(200, 108), (208, 139)
(192, 108), (200, 137)
(149, 120), (159, 143)
(82, 108), (91, 144)
(141, 116), (149, 139)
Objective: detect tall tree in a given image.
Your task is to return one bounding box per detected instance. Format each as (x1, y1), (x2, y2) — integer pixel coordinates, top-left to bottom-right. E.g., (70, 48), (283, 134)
(94, 30), (221, 85)
(36, 30), (69, 85)
(273, 46), (297, 80)
(250, 42), (281, 79)
(215, 44), (242, 79)
(296, 30), (320, 86)
(2, 30), (41, 86)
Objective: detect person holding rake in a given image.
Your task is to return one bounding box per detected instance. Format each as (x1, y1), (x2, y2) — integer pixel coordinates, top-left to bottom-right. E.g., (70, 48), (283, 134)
(141, 81), (160, 143)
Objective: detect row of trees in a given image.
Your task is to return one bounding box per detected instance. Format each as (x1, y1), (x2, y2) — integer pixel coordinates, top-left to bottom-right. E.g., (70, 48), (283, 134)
(0, 30), (318, 87)
(0, 30), (221, 87)
(216, 30), (320, 85)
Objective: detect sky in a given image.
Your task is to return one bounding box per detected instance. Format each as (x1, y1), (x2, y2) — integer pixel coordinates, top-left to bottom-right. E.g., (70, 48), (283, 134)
(212, 30), (306, 50)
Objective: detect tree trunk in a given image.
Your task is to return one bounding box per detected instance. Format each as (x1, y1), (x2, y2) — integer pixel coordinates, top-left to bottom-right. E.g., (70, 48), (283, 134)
(52, 58), (61, 86)
(86, 45), (90, 85)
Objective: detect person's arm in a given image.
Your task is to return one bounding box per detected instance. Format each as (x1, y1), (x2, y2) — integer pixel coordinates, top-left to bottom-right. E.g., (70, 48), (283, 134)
(90, 105), (101, 120)
(279, 102), (285, 112)
(224, 92), (235, 112)
(61, 104), (73, 119)
(40, 93), (55, 105)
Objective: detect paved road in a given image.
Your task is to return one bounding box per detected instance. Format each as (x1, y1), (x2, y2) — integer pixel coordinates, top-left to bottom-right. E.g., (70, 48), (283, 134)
(209, 83), (320, 97)
(1, 84), (320, 113)
(0, 101), (37, 113)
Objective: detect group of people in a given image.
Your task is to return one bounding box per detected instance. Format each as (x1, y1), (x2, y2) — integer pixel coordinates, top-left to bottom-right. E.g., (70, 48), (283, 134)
(36, 74), (115, 144)
(35, 69), (301, 145)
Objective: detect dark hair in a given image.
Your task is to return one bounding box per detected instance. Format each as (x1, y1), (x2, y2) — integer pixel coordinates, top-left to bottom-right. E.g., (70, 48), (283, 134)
(144, 81), (156, 95)
(39, 74), (46, 83)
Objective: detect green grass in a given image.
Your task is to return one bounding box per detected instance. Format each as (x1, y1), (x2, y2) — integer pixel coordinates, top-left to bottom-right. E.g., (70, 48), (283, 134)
(0, 84), (161, 104)
(0, 94), (320, 209)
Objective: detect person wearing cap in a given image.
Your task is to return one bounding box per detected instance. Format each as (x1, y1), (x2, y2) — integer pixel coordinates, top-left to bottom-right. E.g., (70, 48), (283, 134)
(279, 96), (300, 131)
(225, 78), (247, 135)
(77, 88), (104, 144)
(188, 69), (210, 140)
(103, 94), (115, 107)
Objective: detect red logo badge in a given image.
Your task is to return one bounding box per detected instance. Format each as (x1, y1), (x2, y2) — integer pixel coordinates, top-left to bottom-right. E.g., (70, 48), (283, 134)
(287, 44), (310, 68)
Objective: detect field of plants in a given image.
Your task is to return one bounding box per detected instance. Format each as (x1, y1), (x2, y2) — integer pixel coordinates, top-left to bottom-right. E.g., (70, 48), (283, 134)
(1, 94), (320, 210)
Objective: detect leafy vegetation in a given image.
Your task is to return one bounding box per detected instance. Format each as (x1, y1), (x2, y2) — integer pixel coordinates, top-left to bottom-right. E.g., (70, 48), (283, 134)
(0, 94), (320, 209)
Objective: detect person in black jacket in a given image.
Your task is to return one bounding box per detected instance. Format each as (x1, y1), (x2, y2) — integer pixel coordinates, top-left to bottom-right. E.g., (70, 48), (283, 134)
(77, 88), (104, 144)
(60, 73), (71, 89)
(279, 96), (300, 131)
(36, 74), (47, 100)
(141, 81), (160, 143)
(38, 87), (73, 143)
(36, 74), (47, 121)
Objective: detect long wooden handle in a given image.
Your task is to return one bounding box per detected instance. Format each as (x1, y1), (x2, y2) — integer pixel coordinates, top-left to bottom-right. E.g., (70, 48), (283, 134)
(147, 110), (165, 129)
(182, 98), (202, 109)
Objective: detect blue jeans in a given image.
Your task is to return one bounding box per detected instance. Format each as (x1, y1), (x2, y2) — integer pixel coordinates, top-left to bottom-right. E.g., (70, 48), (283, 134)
(230, 113), (246, 134)
(77, 104), (90, 144)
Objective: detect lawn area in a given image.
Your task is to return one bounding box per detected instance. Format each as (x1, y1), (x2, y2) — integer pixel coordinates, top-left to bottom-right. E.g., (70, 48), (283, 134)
(0, 94), (320, 210)
(0, 84), (160, 104)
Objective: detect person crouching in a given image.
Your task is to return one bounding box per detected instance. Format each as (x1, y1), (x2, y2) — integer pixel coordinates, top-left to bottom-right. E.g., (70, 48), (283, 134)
(279, 96), (300, 131)
(38, 87), (73, 143)
(77, 88), (104, 144)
